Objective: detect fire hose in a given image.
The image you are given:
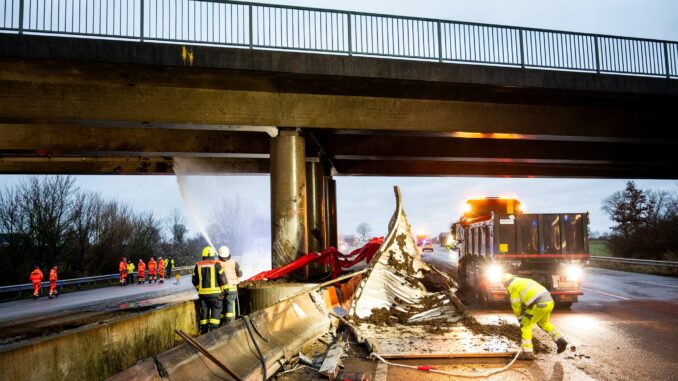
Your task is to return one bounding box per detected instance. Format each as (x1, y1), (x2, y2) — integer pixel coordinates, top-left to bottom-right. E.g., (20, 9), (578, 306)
(369, 350), (522, 379)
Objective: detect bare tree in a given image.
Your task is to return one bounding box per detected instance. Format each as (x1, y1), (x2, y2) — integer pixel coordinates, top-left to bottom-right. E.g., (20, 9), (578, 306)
(356, 223), (372, 244)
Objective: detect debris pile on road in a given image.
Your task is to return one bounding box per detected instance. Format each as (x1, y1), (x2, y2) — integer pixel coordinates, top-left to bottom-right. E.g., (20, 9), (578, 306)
(345, 187), (519, 358)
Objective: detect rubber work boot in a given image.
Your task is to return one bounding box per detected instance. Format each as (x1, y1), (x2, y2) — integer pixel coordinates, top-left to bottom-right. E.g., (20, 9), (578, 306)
(519, 351), (535, 361)
(556, 338), (569, 354)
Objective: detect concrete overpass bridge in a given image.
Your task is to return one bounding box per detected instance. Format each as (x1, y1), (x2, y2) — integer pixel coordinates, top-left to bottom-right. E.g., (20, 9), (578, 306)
(1, 0), (678, 269)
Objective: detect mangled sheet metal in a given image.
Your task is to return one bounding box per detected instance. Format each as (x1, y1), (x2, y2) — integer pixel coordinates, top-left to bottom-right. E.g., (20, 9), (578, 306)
(347, 186), (518, 358)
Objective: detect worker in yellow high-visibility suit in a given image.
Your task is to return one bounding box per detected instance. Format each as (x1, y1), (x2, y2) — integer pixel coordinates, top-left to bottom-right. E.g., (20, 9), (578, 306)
(501, 273), (568, 360)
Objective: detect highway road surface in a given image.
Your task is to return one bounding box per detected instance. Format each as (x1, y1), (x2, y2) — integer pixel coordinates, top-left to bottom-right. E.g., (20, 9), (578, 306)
(422, 247), (678, 381)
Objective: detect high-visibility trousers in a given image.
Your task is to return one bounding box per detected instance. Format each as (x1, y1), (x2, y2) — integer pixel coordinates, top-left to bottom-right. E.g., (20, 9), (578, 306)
(221, 289), (238, 324)
(49, 281), (57, 296)
(32, 282), (41, 297)
(519, 300), (562, 352)
(120, 272), (127, 284)
(159, 269), (165, 280)
(198, 295), (222, 334)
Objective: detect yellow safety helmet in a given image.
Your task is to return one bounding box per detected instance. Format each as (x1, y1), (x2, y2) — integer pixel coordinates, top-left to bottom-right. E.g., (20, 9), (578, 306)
(500, 273), (515, 286)
(201, 246), (216, 258)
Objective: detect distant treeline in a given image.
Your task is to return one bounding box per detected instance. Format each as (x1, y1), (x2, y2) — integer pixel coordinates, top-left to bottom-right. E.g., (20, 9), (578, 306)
(601, 181), (678, 260)
(0, 176), (206, 286)
(0, 176), (270, 286)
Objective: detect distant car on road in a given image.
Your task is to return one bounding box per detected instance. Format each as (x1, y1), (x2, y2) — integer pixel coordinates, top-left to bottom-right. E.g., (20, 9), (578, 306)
(422, 242), (434, 252)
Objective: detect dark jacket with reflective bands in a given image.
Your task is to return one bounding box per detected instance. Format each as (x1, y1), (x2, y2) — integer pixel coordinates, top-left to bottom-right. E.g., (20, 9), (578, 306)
(192, 259), (229, 296)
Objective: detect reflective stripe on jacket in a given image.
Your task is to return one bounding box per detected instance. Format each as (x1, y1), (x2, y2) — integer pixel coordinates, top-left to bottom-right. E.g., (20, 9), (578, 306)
(507, 277), (552, 316)
(192, 260), (228, 296)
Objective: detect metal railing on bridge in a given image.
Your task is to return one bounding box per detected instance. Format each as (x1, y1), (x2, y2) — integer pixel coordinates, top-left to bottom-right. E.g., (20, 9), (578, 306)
(0, 0), (676, 78)
(0, 265), (193, 298)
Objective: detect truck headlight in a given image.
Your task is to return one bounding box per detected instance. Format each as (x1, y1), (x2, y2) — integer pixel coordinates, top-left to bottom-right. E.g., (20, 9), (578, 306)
(486, 264), (504, 284)
(565, 265), (583, 282)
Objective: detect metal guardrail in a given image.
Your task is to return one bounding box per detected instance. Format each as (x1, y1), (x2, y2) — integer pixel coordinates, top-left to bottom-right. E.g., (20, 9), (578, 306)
(589, 256), (678, 268)
(0, 0), (676, 78)
(0, 265), (193, 295)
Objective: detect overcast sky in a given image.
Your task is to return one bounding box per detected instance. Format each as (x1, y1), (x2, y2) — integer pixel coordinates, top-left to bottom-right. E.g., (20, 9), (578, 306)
(1, 0), (677, 243)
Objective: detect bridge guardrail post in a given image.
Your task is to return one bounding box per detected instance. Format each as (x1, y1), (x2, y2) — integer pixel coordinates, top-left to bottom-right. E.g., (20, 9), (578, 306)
(18, 0), (24, 34)
(347, 13), (352, 56)
(248, 4), (253, 49)
(594, 36), (601, 73)
(437, 21), (442, 62)
(140, 0), (145, 42)
(519, 29), (525, 68)
(664, 42), (670, 78)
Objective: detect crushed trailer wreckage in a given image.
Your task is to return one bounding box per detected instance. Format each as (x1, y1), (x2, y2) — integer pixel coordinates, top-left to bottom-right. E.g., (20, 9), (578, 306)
(110, 187), (522, 381)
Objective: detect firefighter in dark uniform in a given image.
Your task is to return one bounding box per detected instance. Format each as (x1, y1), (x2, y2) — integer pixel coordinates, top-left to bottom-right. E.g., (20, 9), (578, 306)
(192, 246), (229, 334)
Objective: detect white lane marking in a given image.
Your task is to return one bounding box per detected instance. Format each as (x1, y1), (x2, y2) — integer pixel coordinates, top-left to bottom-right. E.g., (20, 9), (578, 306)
(636, 281), (678, 289)
(581, 287), (631, 301)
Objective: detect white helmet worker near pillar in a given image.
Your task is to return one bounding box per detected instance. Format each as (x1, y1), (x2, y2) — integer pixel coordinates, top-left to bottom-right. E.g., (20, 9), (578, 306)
(218, 245), (243, 325)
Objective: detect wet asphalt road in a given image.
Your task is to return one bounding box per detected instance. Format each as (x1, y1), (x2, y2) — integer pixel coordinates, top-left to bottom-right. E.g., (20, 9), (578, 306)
(422, 247), (678, 381)
(0, 275), (196, 326)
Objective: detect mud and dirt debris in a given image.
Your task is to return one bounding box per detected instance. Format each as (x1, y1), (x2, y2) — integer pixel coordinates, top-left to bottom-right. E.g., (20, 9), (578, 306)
(462, 315), (551, 354)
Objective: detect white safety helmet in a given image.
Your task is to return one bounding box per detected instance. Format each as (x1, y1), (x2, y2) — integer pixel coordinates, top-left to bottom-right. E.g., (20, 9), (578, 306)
(218, 246), (231, 260)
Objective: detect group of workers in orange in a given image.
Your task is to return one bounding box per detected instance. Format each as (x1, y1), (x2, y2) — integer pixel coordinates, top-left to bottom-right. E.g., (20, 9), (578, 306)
(29, 265), (59, 299)
(118, 256), (175, 286)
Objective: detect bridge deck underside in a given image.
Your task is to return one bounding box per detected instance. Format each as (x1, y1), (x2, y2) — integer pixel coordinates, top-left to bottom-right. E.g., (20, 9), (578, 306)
(1, 34), (676, 178)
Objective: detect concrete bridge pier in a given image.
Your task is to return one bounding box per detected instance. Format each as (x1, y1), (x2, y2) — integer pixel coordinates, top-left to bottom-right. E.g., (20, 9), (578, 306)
(306, 157), (329, 276)
(325, 176), (338, 249)
(270, 128), (308, 279)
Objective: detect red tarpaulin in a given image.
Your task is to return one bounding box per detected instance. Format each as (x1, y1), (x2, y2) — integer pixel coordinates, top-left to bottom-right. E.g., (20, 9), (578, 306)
(247, 237), (384, 281)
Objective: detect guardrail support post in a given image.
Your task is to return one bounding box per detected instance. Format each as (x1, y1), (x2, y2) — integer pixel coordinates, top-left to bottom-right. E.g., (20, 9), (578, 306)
(437, 21), (443, 62)
(347, 13), (352, 56)
(594, 36), (601, 74)
(140, 0), (145, 41)
(249, 5), (254, 49)
(18, 0), (24, 34)
(664, 42), (671, 78)
(519, 29), (525, 68)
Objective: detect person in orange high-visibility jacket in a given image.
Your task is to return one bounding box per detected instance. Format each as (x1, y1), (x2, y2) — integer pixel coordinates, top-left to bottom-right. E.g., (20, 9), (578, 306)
(137, 259), (146, 284)
(148, 257), (157, 284)
(119, 257), (128, 286)
(48, 265), (58, 299)
(30, 266), (43, 299)
(157, 256), (166, 284)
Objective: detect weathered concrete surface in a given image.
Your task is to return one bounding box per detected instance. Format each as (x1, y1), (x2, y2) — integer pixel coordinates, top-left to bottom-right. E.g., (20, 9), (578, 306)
(109, 292), (335, 381)
(0, 300), (197, 381)
(270, 129), (308, 273)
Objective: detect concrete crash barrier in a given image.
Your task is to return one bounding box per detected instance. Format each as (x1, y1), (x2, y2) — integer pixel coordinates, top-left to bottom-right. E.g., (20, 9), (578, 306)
(109, 291), (335, 381)
(0, 301), (197, 381)
(589, 256), (678, 277)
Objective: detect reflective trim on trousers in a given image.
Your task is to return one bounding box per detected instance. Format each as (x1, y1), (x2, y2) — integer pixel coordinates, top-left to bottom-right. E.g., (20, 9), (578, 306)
(209, 318), (221, 325)
(521, 339), (534, 350)
(199, 319), (208, 325)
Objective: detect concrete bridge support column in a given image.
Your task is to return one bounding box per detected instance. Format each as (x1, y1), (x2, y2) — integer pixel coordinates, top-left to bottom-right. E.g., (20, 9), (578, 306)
(270, 129), (308, 279)
(325, 176), (338, 250)
(306, 157), (328, 277)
